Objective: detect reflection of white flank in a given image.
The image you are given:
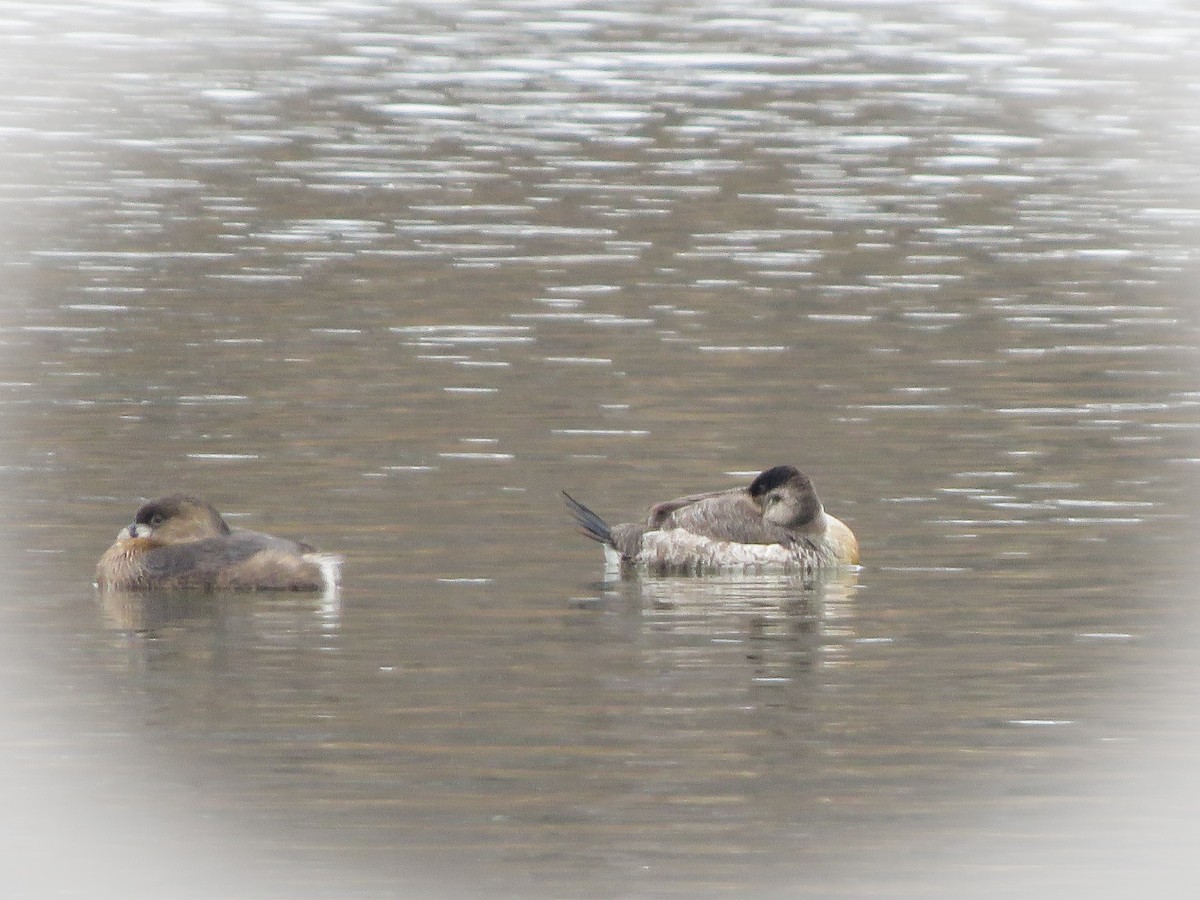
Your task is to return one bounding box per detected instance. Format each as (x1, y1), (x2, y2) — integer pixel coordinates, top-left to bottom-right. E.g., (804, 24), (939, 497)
(308, 553), (343, 622)
(627, 567), (860, 614)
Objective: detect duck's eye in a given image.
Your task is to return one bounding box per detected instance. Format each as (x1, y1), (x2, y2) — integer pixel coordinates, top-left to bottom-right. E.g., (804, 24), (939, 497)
(149, 513), (165, 526)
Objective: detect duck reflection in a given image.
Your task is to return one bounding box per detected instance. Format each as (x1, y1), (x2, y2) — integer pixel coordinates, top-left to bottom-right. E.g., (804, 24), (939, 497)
(99, 584), (340, 634)
(599, 568), (861, 685)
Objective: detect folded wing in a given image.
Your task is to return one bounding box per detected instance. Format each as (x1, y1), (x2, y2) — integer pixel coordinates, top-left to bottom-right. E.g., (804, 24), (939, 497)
(650, 490), (795, 546)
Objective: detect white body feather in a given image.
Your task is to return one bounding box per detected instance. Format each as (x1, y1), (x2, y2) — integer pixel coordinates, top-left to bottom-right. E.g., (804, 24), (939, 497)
(605, 519), (855, 576)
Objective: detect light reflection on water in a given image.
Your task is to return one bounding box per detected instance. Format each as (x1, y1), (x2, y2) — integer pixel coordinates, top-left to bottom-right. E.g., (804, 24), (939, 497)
(1, 0), (1200, 897)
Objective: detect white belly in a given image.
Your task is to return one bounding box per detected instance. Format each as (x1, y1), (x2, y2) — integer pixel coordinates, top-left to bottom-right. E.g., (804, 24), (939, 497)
(629, 530), (839, 575)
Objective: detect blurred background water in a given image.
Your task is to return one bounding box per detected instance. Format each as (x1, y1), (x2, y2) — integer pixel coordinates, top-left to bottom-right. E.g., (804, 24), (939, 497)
(1, 1), (1199, 897)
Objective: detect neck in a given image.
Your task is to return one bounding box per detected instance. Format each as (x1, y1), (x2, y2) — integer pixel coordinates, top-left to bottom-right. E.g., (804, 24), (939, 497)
(797, 507), (828, 536)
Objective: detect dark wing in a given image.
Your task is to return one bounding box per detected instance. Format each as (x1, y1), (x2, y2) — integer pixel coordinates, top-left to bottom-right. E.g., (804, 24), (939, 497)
(140, 533), (323, 591)
(138, 535), (267, 584)
(655, 490), (797, 546)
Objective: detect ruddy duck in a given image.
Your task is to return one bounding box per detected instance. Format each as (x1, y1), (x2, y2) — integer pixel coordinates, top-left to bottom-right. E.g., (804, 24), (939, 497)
(95, 494), (339, 592)
(563, 465), (859, 575)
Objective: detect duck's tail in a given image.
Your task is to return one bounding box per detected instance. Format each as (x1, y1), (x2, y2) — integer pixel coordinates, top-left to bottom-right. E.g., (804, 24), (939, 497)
(562, 491), (615, 547)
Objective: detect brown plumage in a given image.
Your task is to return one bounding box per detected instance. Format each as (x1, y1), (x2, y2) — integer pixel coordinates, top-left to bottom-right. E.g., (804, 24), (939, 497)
(564, 465), (859, 575)
(95, 494), (338, 592)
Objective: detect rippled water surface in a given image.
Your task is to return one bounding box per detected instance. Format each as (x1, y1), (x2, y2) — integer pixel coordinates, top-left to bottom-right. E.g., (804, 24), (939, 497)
(2, 2), (1199, 897)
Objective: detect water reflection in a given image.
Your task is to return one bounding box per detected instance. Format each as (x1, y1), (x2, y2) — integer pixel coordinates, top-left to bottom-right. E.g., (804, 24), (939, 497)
(610, 570), (858, 683)
(97, 583), (341, 638)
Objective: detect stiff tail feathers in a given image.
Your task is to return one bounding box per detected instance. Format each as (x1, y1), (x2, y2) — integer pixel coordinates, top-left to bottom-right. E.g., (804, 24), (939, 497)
(561, 491), (615, 547)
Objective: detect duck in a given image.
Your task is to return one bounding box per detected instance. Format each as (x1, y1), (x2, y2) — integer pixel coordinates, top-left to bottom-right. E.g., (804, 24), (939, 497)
(95, 494), (339, 592)
(563, 465), (858, 575)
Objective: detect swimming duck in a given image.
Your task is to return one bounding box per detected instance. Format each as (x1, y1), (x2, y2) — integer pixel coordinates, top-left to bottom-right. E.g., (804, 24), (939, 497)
(563, 465), (859, 575)
(95, 494), (339, 592)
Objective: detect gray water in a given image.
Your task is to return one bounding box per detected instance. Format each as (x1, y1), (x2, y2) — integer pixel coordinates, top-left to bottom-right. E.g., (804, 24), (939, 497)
(2, 1), (1199, 897)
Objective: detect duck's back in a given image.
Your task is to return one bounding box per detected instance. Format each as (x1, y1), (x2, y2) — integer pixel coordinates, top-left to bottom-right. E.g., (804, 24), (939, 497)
(651, 490), (796, 545)
(138, 531), (323, 591)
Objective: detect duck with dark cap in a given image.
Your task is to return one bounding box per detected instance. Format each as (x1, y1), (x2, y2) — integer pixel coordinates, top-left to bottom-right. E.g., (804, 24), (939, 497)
(564, 465), (858, 576)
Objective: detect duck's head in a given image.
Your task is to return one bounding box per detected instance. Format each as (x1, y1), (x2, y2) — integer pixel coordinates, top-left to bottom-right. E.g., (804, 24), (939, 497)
(748, 465), (823, 529)
(119, 494), (232, 545)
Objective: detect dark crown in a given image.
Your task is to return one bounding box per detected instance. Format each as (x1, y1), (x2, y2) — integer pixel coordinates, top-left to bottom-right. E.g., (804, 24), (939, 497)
(748, 465), (804, 497)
